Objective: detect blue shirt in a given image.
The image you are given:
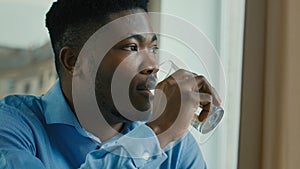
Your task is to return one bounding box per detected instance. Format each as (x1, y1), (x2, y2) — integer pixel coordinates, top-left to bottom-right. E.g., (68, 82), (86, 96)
(0, 80), (207, 169)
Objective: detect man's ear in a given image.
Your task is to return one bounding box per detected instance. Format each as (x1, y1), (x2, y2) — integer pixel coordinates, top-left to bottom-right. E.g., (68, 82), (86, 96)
(59, 47), (78, 76)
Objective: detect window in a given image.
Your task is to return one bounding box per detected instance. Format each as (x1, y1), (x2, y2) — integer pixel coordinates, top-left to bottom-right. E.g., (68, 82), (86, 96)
(6, 79), (15, 93)
(157, 0), (246, 168)
(39, 74), (44, 89)
(23, 82), (31, 93)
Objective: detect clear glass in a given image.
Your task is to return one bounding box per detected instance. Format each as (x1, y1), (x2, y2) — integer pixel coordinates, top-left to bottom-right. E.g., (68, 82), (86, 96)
(191, 106), (224, 134)
(155, 60), (224, 142)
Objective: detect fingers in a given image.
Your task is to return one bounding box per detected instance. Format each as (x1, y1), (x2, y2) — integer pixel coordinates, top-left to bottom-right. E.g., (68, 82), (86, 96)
(198, 103), (211, 122)
(198, 93), (212, 104)
(157, 69), (222, 120)
(160, 69), (222, 106)
(194, 75), (222, 106)
(170, 70), (222, 105)
(151, 68), (223, 139)
(195, 93), (212, 122)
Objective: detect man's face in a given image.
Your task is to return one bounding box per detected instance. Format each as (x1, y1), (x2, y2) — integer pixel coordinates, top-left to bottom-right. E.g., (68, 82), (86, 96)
(94, 10), (159, 124)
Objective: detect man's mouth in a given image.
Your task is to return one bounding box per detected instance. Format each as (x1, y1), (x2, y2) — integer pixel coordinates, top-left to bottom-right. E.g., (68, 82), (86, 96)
(136, 75), (157, 96)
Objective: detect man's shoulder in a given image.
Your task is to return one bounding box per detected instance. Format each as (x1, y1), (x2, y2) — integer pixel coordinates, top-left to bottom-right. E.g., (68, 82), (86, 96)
(0, 94), (45, 124)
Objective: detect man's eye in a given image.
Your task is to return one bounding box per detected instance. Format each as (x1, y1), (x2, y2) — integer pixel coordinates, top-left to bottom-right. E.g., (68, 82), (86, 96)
(122, 44), (138, 52)
(150, 46), (159, 55)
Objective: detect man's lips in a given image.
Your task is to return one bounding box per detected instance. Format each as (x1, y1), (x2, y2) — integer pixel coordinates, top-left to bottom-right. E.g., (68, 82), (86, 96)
(136, 76), (157, 93)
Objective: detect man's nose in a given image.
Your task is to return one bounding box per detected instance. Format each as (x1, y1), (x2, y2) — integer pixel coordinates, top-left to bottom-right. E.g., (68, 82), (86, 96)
(139, 52), (159, 75)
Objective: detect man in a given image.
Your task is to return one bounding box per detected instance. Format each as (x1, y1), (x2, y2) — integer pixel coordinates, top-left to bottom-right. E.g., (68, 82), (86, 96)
(0, 0), (221, 168)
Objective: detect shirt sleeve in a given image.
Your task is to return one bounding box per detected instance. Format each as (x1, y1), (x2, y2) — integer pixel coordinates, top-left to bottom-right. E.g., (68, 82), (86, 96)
(0, 105), (167, 169)
(80, 124), (167, 169)
(0, 106), (47, 169)
(0, 150), (46, 169)
(177, 131), (207, 169)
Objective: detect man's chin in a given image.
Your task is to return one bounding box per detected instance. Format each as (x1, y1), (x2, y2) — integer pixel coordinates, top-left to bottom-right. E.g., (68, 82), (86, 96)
(118, 105), (153, 122)
(130, 91), (154, 110)
(129, 110), (152, 122)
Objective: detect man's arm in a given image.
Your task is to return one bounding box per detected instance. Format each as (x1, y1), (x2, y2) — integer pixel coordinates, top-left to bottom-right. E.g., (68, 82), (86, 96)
(0, 106), (167, 169)
(80, 124), (167, 169)
(0, 106), (47, 169)
(146, 70), (222, 149)
(177, 131), (207, 169)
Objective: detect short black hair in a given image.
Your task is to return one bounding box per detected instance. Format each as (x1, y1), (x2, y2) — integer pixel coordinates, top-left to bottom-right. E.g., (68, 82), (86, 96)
(45, 0), (149, 77)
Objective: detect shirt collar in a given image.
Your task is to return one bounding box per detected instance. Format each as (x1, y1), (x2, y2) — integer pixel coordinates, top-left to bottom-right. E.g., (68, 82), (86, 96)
(41, 80), (102, 142)
(40, 79), (143, 143)
(41, 79), (76, 126)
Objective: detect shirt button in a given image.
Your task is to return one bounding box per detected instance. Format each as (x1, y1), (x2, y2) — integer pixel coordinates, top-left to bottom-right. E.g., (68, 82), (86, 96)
(142, 152), (150, 160)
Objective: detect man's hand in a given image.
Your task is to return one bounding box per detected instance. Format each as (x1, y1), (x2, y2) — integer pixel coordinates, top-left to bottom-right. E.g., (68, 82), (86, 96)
(146, 69), (221, 148)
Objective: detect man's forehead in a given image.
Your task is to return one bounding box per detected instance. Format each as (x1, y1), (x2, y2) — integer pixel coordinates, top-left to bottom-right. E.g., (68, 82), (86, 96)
(123, 33), (157, 42)
(80, 11), (155, 55)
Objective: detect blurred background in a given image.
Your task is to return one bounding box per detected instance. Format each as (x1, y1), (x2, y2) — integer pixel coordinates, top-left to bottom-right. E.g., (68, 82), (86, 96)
(0, 0), (299, 169)
(0, 0), (56, 97)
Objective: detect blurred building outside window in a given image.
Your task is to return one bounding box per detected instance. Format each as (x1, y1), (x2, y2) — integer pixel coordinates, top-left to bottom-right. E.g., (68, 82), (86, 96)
(0, 0), (56, 98)
(0, 42), (57, 97)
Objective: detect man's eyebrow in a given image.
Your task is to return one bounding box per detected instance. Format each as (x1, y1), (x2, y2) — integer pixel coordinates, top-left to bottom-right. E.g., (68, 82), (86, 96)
(125, 34), (158, 43)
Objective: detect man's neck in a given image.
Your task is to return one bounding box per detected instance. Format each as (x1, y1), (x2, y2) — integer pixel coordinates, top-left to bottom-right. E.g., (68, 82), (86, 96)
(60, 80), (126, 142)
(94, 122), (125, 142)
